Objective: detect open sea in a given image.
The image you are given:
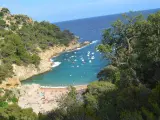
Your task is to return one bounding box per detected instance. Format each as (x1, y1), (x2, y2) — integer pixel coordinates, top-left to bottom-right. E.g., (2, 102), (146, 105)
(22, 8), (160, 86)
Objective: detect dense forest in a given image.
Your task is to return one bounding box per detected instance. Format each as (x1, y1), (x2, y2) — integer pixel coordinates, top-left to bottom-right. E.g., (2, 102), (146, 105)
(0, 8), (160, 120)
(0, 8), (75, 83)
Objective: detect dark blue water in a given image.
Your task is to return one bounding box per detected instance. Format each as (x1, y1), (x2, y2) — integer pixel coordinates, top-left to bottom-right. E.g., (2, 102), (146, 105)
(22, 8), (160, 86)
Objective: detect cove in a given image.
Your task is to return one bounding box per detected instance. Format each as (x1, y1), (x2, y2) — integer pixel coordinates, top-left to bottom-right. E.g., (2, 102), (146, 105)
(22, 40), (108, 86)
(22, 14), (124, 86)
(22, 9), (158, 86)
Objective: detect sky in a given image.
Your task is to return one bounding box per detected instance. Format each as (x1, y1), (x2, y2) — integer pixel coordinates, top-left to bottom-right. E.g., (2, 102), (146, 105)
(0, 0), (160, 22)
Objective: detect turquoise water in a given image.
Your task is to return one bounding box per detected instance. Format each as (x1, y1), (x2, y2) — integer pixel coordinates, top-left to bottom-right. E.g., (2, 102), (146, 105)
(22, 9), (160, 86)
(22, 40), (107, 86)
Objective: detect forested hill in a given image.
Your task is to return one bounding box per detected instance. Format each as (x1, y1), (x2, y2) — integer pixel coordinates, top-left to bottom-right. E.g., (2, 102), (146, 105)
(0, 7), (75, 83)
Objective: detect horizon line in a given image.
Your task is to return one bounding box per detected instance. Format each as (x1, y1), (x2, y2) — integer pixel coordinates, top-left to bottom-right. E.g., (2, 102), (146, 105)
(54, 7), (160, 24)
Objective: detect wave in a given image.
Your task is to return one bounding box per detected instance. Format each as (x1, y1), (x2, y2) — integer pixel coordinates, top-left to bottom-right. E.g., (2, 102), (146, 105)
(52, 62), (61, 68)
(76, 40), (99, 51)
(40, 84), (88, 88)
(50, 59), (54, 62)
(90, 40), (98, 44)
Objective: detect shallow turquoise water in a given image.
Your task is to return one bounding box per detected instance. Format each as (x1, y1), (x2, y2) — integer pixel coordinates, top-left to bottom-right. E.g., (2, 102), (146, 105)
(22, 41), (107, 86)
(22, 9), (160, 86)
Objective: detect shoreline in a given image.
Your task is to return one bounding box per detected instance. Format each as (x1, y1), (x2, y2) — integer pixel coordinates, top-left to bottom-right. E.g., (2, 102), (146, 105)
(18, 84), (87, 114)
(23, 83), (88, 89)
(2, 40), (91, 88)
(20, 40), (94, 84)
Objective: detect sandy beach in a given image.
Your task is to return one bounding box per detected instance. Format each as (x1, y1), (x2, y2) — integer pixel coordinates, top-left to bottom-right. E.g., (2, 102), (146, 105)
(18, 84), (87, 114)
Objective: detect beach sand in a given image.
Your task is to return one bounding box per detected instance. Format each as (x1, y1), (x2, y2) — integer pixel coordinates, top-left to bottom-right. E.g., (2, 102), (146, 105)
(18, 84), (87, 114)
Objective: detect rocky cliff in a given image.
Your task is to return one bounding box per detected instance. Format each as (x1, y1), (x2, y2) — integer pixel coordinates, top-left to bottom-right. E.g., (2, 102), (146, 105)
(1, 42), (81, 88)
(13, 42), (81, 81)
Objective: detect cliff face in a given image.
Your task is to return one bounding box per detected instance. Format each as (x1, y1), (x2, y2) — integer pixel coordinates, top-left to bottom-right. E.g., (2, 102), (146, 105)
(11, 42), (81, 82)
(0, 41), (81, 89)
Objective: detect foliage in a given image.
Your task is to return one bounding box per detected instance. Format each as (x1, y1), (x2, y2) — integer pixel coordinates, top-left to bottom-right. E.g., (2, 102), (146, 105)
(0, 104), (38, 120)
(0, 19), (6, 28)
(0, 7), (75, 82)
(1, 8), (10, 14)
(0, 89), (37, 120)
(0, 12), (4, 18)
(41, 11), (160, 120)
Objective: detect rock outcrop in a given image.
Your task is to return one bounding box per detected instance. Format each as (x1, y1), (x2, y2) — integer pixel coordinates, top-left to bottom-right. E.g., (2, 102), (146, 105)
(1, 40), (90, 88)
(11, 42), (81, 82)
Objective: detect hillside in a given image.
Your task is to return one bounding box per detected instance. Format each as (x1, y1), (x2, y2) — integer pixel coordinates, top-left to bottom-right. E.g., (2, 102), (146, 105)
(0, 7), (160, 120)
(0, 7), (78, 87)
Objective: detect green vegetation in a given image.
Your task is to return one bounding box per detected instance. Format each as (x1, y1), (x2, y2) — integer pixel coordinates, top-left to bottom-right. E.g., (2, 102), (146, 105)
(0, 7), (160, 120)
(1, 8), (10, 14)
(0, 89), (38, 120)
(40, 11), (160, 120)
(0, 8), (75, 83)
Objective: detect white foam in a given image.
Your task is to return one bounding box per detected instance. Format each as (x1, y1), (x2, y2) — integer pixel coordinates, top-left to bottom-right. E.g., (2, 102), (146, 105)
(91, 40), (98, 44)
(76, 48), (81, 50)
(52, 62), (61, 68)
(50, 59), (54, 62)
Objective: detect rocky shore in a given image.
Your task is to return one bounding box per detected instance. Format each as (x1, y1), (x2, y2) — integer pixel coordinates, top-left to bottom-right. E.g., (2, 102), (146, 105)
(1, 40), (90, 88)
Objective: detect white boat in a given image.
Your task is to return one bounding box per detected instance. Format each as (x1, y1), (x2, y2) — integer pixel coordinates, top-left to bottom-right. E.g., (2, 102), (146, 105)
(52, 62), (61, 68)
(91, 56), (95, 60)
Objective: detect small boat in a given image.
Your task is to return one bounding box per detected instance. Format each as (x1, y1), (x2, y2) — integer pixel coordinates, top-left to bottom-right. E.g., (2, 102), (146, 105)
(52, 62), (61, 68)
(91, 56), (95, 60)
(81, 59), (84, 62)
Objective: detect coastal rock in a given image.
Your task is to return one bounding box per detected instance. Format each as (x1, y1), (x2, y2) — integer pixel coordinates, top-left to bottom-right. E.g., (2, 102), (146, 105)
(0, 77), (21, 89)
(7, 77), (21, 86)
(83, 41), (90, 45)
(10, 41), (81, 82)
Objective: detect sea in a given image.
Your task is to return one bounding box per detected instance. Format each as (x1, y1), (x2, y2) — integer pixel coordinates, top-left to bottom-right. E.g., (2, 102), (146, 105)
(22, 8), (160, 87)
